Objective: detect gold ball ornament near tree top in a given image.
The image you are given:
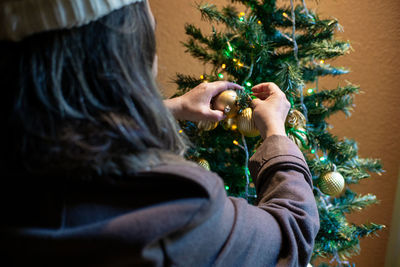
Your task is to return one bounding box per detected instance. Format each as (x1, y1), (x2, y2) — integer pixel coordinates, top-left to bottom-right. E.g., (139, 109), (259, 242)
(237, 108), (260, 137)
(197, 120), (218, 131)
(318, 171), (345, 196)
(212, 90), (238, 118)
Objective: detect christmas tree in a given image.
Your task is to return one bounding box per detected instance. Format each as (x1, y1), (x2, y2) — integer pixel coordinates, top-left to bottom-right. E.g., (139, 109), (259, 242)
(174, 0), (384, 265)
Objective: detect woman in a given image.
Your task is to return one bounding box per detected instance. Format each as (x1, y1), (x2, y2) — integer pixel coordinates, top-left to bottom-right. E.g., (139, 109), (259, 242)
(0, 0), (319, 266)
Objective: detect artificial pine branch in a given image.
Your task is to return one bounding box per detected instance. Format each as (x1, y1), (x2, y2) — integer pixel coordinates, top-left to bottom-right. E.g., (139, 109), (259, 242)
(331, 190), (379, 214)
(302, 64), (349, 82)
(184, 24), (209, 44)
(303, 40), (351, 59)
(174, 73), (202, 94)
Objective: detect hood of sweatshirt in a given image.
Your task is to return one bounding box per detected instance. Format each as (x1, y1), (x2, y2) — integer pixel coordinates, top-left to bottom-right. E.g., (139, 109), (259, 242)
(0, 161), (229, 266)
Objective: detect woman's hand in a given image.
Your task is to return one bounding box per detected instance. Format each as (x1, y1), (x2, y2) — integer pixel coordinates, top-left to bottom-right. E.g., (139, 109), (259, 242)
(251, 82), (290, 139)
(164, 81), (243, 122)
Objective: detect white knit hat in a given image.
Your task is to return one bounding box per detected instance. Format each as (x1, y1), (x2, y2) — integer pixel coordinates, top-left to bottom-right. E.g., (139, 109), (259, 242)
(0, 0), (144, 41)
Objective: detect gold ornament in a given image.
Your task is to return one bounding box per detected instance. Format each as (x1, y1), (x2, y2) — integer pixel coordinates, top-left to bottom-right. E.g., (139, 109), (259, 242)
(197, 120), (218, 131)
(286, 109), (307, 128)
(287, 127), (309, 149)
(237, 108), (260, 137)
(213, 90), (238, 118)
(222, 117), (238, 131)
(318, 171), (345, 196)
(197, 158), (210, 170)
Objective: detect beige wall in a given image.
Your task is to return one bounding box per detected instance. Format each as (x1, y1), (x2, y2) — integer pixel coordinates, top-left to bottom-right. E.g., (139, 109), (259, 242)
(150, 0), (400, 266)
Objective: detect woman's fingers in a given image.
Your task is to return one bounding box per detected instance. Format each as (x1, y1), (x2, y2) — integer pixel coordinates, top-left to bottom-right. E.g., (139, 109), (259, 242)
(251, 82), (279, 93)
(252, 82), (285, 100)
(252, 92), (270, 100)
(206, 109), (226, 122)
(250, 82), (289, 139)
(167, 81), (243, 122)
(250, 98), (262, 108)
(209, 81), (243, 97)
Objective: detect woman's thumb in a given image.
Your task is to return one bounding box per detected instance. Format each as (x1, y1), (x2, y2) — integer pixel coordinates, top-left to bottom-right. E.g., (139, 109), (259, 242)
(251, 98), (262, 108)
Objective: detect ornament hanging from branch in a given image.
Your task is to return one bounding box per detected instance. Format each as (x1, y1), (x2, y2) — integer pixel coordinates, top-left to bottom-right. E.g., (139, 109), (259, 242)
(286, 109), (307, 128)
(197, 120), (218, 131)
(212, 89), (238, 118)
(237, 108), (260, 137)
(197, 158), (211, 170)
(285, 109), (309, 149)
(287, 127), (309, 149)
(222, 117), (238, 131)
(318, 169), (345, 196)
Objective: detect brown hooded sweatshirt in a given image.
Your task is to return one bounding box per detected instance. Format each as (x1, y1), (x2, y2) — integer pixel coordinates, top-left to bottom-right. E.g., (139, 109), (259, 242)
(1, 135), (319, 266)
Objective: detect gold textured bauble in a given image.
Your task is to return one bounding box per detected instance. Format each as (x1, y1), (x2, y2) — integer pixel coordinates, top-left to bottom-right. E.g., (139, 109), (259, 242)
(213, 90), (238, 118)
(237, 108), (260, 137)
(197, 120), (218, 131)
(287, 127), (309, 149)
(197, 158), (210, 170)
(222, 117), (237, 131)
(286, 109), (307, 128)
(318, 171), (345, 196)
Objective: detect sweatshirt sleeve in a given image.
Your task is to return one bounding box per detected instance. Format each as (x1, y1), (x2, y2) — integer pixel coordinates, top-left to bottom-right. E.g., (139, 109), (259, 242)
(146, 135), (319, 267)
(248, 135), (319, 266)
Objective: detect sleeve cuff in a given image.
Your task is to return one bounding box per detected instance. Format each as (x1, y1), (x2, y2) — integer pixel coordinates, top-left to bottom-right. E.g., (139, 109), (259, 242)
(248, 135), (312, 190)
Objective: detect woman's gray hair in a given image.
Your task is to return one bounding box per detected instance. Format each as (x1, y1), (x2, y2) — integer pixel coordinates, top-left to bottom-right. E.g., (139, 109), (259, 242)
(0, 2), (187, 178)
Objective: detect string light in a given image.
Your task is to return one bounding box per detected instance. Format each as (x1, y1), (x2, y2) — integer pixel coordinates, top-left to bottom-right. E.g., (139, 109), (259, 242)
(179, 130), (183, 134)
(218, 73), (224, 79)
(320, 156), (326, 162)
(239, 11), (245, 22)
(311, 149), (316, 153)
(228, 42), (233, 52)
(320, 59), (325, 64)
(221, 64), (226, 69)
(200, 75), (204, 79)
(233, 140), (239, 146)
(307, 88), (314, 94)
(246, 81), (252, 87)
(225, 42), (233, 56)
(282, 12), (289, 18)
(257, 20), (262, 25)
(237, 61), (244, 67)
(233, 58), (238, 62)
(231, 124), (237, 130)
(225, 185), (230, 190)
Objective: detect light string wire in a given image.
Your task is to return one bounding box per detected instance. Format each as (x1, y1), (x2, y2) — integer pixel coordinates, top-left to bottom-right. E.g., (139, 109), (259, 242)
(290, 2), (345, 265)
(241, 134), (250, 199)
(289, 0), (308, 121)
(234, 134), (255, 200)
(236, 10), (257, 201)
